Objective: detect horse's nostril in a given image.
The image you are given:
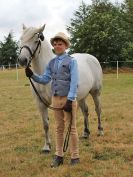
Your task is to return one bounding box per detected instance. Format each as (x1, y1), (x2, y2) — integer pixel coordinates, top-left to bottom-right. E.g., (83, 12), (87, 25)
(24, 58), (27, 63)
(18, 57), (28, 66)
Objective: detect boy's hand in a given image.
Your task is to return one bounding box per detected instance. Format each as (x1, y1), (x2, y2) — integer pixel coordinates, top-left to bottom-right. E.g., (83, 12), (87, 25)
(63, 100), (72, 112)
(25, 67), (33, 78)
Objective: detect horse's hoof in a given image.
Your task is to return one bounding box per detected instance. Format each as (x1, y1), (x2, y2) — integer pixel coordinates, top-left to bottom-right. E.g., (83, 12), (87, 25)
(41, 145), (51, 153)
(97, 130), (104, 136)
(41, 149), (51, 154)
(80, 132), (90, 139)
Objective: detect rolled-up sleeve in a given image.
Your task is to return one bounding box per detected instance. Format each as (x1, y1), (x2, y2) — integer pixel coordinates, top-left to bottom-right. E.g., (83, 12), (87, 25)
(31, 63), (52, 85)
(67, 58), (78, 100)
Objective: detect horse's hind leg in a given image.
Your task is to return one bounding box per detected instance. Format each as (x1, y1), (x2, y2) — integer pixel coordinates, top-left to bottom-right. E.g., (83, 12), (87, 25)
(79, 99), (90, 138)
(91, 90), (104, 136)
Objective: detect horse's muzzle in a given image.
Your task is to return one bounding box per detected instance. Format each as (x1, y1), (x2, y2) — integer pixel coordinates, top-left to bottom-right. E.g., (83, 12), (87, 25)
(18, 57), (28, 67)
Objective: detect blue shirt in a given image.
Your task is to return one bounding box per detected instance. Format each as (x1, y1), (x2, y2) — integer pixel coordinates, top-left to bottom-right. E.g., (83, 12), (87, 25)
(32, 53), (78, 101)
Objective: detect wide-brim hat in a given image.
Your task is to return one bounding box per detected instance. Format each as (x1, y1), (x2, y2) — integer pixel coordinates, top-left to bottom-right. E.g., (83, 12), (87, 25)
(50, 32), (70, 48)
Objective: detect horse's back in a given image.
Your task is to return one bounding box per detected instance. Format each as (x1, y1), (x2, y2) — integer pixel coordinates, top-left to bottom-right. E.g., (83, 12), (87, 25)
(71, 53), (103, 100)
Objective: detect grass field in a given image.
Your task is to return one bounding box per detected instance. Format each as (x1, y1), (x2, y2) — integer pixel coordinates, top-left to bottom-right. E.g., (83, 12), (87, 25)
(0, 69), (133, 177)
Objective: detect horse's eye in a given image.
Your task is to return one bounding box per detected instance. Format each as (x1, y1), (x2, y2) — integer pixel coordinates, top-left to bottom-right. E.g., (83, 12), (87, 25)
(35, 40), (38, 43)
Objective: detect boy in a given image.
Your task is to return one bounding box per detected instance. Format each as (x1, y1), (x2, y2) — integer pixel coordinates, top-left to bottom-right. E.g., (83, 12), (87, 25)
(25, 32), (79, 167)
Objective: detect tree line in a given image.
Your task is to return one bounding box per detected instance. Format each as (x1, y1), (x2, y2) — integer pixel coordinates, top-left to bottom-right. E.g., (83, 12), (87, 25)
(67, 0), (133, 66)
(0, 33), (19, 66)
(0, 0), (132, 67)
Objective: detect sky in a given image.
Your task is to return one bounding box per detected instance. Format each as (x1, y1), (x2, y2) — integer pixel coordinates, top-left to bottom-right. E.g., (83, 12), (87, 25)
(0, 0), (124, 43)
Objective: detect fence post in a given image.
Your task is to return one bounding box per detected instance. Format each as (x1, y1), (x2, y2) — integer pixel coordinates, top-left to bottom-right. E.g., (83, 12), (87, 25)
(117, 60), (119, 79)
(2, 65), (5, 71)
(16, 64), (19, 81)
(9, 63), (10, 70)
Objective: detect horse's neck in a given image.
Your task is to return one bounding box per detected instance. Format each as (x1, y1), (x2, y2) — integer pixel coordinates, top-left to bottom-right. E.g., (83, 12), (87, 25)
(32, 40), (55, 74)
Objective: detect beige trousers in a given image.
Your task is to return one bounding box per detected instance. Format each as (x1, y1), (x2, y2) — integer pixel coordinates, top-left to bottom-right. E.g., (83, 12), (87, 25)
(52, 96), (79, 159)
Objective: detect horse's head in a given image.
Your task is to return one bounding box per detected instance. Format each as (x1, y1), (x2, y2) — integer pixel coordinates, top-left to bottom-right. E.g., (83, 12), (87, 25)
(18, 24), (45, 67)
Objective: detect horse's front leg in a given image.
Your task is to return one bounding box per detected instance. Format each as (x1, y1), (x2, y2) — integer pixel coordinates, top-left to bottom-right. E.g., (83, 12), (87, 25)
(38, 102), (51, 152)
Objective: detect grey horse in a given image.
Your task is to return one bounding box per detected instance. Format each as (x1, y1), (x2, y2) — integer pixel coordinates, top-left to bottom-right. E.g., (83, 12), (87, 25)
(18, 24), (104, 152)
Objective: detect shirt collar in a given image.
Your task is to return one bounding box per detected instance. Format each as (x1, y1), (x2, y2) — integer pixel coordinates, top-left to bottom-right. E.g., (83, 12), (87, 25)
(56, 52), (67, 60)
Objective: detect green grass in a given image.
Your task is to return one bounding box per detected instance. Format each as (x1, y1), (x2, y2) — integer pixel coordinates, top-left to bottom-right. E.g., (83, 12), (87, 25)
(0, 69), (133, 177)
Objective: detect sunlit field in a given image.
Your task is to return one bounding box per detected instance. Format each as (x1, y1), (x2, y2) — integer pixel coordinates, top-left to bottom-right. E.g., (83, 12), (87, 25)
(0, 69), (133, 177)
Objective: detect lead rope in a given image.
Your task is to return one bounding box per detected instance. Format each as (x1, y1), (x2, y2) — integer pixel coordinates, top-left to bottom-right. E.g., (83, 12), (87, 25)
(28, 76), (72, 152)
(22, 35), (71, 151)
(29, 77), (63, 111)
(63, 112), (72, 152)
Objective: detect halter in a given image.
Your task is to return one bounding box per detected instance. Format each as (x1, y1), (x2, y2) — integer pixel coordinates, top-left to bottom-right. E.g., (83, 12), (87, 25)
(20, 41), (41, 67)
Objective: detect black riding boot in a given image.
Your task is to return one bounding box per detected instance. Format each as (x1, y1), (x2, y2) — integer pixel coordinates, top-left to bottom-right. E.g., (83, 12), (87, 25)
(50, 155), (63, 168)
(70, 158), (80, 165)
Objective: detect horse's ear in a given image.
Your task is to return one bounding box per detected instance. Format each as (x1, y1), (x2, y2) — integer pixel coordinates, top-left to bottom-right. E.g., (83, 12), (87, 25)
(23, 24), (27, 30)
(39, 24), (46, 33)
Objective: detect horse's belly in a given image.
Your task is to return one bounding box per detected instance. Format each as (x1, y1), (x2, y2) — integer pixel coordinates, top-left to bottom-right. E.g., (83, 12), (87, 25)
(77, 71), (94, 100)
(71, 53), (103, 100)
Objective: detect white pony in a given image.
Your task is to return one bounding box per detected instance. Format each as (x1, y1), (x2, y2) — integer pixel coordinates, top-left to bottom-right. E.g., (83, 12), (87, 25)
(18, 24), (104, 152)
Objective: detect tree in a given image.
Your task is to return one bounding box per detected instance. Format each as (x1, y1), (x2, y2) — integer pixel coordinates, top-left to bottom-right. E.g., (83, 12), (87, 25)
(119, 0), (133, 61)
(67, 1), (90, 54)
(0, 32), (19, 66)
(67, 0), (129, 65)
(123, 0), (133, 37)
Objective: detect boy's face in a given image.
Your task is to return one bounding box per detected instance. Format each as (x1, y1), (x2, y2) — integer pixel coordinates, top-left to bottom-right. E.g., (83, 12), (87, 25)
(53, 39), (67, 55)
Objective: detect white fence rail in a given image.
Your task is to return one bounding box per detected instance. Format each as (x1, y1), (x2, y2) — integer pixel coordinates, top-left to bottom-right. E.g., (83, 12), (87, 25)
(100, 60), (133, 79)
(0, 61), (133, 80)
